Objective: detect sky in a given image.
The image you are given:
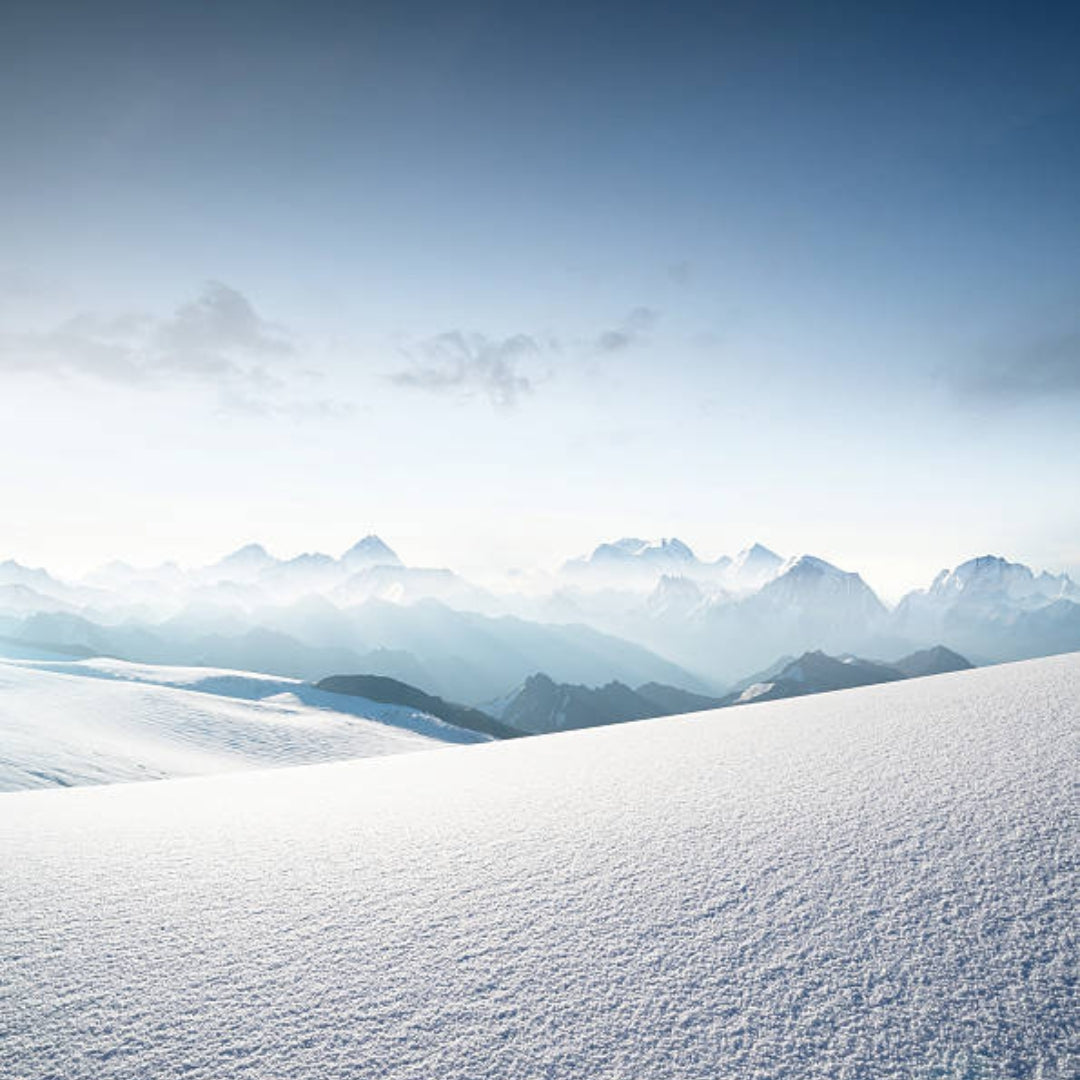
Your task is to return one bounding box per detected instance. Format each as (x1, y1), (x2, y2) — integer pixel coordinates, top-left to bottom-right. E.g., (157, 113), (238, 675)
(1, 0), (1078, 598)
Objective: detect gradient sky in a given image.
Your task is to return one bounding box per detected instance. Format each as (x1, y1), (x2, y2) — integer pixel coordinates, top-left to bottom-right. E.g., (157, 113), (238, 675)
(1, 0), (1078, 597)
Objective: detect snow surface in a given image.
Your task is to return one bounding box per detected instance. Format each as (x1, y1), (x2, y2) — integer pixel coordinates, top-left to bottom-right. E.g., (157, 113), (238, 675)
(0, 656), (487, 791)
(1, 653), (1077, 1078)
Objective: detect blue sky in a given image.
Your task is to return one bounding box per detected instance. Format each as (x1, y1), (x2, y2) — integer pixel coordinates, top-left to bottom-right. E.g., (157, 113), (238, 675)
(1, 0), (1078, 595)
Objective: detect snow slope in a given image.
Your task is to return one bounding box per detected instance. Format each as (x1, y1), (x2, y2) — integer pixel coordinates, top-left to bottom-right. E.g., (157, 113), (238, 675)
(0, 656), (488, 791)
(1, 654), (1077, 1078)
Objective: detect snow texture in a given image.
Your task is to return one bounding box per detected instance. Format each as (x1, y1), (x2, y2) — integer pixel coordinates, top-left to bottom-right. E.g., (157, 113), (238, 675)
(1, 653), (1077, 1078)
(0, 656), (486, 791)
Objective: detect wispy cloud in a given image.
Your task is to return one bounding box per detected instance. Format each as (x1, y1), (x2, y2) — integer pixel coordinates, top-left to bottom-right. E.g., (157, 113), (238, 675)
(391, 331), (540, 409)
(389, 307), (664, 407)
(0, 282), (339, 416)
(593, 307), (658, 353)
(155, 282), (292, 371)
(0, 281), (294, 386)
(0, 281), (363, 421)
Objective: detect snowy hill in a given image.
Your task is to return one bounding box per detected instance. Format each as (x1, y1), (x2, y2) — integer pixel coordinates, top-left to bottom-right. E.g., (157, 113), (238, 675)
(0, 656), (489, 791)
(1, 653), (1075, 1077)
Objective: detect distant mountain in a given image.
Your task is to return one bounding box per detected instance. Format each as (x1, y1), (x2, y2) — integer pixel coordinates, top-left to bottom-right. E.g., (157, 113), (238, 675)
(333, 565), (487, 609)
(535, 548), (900, 683)
(690, 555), (892, 679)
(926, 555), (1078, 608)
(645, 575), (710, 618)
(561, 537), (773, 593)
(0, 559), (66, 596)
(756, 556), (888, 621)
(895, 555), (1080, 662)
(489, 674), (656, 734)
(5, 598), (710, 705)
(725, 645), (974, 707)
(202, 536), (403, 596)
(486, 641), (978, 734)
(0, 584), (76, 616)
(727, 543), (783, 589)
(340, 535), (402, 571)
(2, 539), (1076, 704)
(562, 537), (701, 586)
(726, 651), (906, 705)
(595, 537), (694, 563)
(488, 673), (725, 735)
(893, 645), (973, 678)
(317, 673), (520, 740)
(207, 543), (278, 583)
(0, 560), (96, 608)
(731, 653), (797, 689)
(634, 681), (729, 715)
(257, 552), (342, 597)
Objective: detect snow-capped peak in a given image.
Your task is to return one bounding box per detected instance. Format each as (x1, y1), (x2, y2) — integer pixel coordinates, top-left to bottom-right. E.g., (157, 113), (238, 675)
(921, 554), (1079, 609)
(217, 543), (274, 567)
(589, 537), (696, 564)
(757, 554), (887, 618)
(341, 535), (402, 569)
(932, 555), (1044, 599)
(775, 554), (845, 579)
(727, 543), (783, 587)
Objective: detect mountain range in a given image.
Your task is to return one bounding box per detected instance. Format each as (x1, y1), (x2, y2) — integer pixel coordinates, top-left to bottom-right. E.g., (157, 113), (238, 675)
(0, 537), (1076, 700)
(486, 645), (973, 734)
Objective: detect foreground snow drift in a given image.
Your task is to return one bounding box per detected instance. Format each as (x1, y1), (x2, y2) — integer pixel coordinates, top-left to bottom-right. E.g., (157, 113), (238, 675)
(0, 657), (486, 790)
(1, 654), (1077, 1078)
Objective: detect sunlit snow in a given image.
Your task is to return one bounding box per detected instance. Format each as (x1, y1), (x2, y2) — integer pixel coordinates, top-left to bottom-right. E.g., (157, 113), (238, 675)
(1, 653), (1076, 1077)
(0, 656), (486, 790)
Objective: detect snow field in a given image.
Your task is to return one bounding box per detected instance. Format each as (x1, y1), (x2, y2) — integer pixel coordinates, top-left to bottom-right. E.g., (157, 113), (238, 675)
(0, 653), (1076, 1077)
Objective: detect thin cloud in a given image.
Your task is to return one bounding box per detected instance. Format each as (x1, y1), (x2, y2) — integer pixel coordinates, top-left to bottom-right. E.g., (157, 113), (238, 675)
(593, 307), (658, 353)
(392, 331), (539, 409)
(0, 281), (354, 419)
(0, 282), (293, 389)
(156, 281), (293, 369)
(389, 308), (662, 405)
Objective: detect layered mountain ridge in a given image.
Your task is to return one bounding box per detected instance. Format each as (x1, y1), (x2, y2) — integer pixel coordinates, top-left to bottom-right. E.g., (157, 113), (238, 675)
(488, 645), (974, 734)
(0, 538), (1076, 698)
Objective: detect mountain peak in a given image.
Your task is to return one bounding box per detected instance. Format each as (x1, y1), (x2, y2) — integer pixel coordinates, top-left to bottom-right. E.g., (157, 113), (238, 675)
(775, 554), (844, 579)
(740, 542), (779, 560)
(219, 543), (272, 565)
(590, 537), (696, 563)
(929, 555), (1041, 601)
(893, 645), (973, 678)
(728, 544), (782, 586)
(341, 535), (402, 569)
